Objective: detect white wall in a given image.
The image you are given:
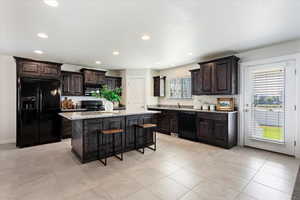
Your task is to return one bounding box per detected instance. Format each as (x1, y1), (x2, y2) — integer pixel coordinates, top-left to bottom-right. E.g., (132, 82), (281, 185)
(0, 55), (16, 144)
(121, 69), (159, 107)
(156, 39), (300, 107)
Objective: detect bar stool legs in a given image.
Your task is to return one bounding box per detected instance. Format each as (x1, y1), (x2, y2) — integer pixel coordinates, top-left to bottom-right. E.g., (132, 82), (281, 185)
(99, 133), (107, 166)
(113, 133), (124, 161)
(135, 125), (157, 154)
(135, 126), (145, 154)
(146, 128), (156, 151)
(98, 129), (124, 166)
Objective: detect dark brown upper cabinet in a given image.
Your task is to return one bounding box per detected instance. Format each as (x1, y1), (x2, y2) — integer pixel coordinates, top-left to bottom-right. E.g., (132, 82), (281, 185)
(201, 63), (214, 94)
(191, 69), (201, 95)
(105, 76), (122, 90)
(190, 56), (239, 95)
(81, 68), (106, 85)
(15, 57), (62, 79)
(153, 76), (166, 97)
(61, 71), (83, 96)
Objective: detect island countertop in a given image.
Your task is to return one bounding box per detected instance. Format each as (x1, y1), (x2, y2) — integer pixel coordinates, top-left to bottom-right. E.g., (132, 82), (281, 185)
(59, 110), (160, 120)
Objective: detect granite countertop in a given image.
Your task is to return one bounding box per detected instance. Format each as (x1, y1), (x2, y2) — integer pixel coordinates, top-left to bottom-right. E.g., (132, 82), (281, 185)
(147, 105), (238, 114)
(59, 110), (160, 120)
(61, 108), (88, 112)
(61, 107), (126, 112)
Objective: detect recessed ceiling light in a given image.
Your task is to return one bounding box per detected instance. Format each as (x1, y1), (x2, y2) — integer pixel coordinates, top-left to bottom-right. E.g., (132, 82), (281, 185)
(34, 50), (44, 54)
(141, 34), (151, 40)
(37, 32), (48, 39)
(112, 51), (120, 55)
(188, 52), (193, 56)
(44, 0), (59, 7)
(95, 61), (101, 64)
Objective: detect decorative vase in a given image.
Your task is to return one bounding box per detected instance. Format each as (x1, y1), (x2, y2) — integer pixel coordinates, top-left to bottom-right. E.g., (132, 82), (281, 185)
(113, 101), (119, 108)
(103, 100), (114, 112)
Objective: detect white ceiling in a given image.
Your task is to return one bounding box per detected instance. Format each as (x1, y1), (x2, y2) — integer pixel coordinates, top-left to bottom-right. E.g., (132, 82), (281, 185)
(1, 0), (300, 69)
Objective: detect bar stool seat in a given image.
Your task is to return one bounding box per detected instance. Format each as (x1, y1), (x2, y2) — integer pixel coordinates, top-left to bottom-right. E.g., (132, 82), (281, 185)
(97, 128), (125, 166)
(134, 123), (157, 154)
(135, 124), (157, 129)
(102, 129), (123, 135)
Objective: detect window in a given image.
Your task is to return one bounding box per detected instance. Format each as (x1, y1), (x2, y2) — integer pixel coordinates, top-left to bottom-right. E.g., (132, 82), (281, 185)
(250, 68), (285, 143)
(169, 77), (192, 99)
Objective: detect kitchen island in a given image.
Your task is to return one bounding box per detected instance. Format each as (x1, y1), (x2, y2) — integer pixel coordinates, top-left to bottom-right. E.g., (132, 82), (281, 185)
(59, 110), (160, 163)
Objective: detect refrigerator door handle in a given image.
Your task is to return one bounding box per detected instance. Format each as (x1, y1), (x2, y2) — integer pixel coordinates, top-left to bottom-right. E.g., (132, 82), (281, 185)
(39, 88), (43, 113)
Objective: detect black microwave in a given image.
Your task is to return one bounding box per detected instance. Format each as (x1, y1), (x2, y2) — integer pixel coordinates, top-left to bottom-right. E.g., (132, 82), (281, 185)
(84, 85), (102, 96)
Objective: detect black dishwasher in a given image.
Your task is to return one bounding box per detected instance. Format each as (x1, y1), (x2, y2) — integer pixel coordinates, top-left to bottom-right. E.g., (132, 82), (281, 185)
(178, 112), (197, 141)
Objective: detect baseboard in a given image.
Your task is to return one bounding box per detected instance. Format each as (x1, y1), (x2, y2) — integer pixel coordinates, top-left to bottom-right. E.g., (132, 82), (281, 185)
(0, 138), (16, 145)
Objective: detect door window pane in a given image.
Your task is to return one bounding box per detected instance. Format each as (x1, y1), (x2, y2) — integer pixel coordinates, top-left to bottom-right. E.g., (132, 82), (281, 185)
(250, 68), (285, 143)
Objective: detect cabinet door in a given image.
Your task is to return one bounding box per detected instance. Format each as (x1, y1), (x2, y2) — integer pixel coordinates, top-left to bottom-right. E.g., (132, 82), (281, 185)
(169, 112), (178, 133)
(191, 69), (201, 95)
(200, 63), (213, 94)
(153, 76), (160, 96)
(213, 120), (228, 147)
(40, 64), (61, 78)
(19, 62), (40, 77)
(157, 113), (171, 134)
(115, 78), (122, 88)
(83, 119), (102, 160)
(62, 73), (72, 95)
(71, 74), (83, 95)
(214, 59), (231, 94)
(96, 72), (105, 85)
(84, 71), (96, 84)
(196, 118), (213, 141)
(61, 118), (72, 138)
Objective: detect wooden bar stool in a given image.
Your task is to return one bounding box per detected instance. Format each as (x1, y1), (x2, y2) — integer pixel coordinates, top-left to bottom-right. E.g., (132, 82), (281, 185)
(97, 128), (124, 166)
(134, 123), (157, 154)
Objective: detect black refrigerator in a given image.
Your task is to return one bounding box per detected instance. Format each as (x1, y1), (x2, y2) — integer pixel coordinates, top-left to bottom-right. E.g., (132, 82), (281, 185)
(17, 78), (61, 147)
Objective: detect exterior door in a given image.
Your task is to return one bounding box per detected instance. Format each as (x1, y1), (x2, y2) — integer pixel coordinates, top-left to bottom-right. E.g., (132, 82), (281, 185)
(244, 61), (296, 155)
(127, 77), (145, 112)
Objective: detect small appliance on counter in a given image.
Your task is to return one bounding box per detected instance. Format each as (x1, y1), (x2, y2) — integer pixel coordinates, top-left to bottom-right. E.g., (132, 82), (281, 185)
(209, 104), (216, 111)
(81, 100), (105, 111)
(202, 104), (209, 110)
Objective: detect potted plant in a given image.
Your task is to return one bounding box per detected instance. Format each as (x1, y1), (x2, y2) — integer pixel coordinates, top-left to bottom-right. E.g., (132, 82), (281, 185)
(92, 86), (122, 109)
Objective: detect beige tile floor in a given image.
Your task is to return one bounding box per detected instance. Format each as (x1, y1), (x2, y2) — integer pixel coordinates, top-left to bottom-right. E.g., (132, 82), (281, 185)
(0, 133), (299, 200)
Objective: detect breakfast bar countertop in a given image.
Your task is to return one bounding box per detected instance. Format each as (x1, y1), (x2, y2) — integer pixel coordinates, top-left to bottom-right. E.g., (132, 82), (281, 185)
(59, 110), (160, 121)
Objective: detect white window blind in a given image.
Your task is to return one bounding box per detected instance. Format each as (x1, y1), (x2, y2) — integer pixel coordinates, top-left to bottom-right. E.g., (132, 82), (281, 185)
(250, 68), (285, 143)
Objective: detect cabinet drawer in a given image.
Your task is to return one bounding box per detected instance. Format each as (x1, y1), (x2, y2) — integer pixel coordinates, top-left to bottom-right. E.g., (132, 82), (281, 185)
(40, 64), (61, 78)
(19, 62), (40, 77)
(197, 113), (227, 121)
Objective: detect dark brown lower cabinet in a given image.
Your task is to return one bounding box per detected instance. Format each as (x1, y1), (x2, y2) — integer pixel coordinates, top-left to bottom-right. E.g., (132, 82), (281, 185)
(157, 111), (178, 134)
(71, 113), (157, 163)
(149, 108), (237, 149)
(61, 118), (72, 138)
(196, 112), (237, 149)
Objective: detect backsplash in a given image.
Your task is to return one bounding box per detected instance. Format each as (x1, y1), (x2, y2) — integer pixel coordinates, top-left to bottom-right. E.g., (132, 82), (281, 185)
(158, 95), (239, 110)
(193, 95), (239, 110)
(61, 96), (102, 107)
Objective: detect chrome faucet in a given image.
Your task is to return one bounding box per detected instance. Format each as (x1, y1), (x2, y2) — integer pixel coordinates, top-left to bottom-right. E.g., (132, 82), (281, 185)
(177, 102), (181, 108)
